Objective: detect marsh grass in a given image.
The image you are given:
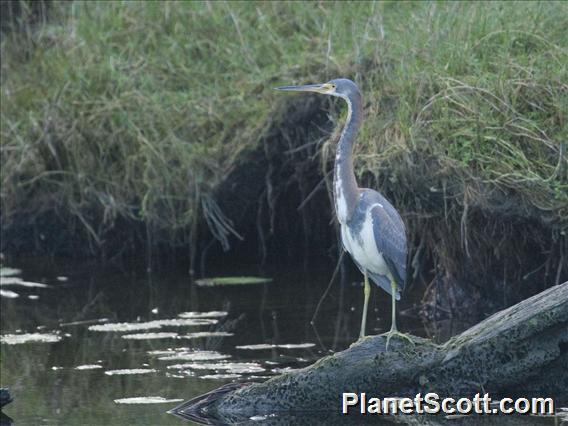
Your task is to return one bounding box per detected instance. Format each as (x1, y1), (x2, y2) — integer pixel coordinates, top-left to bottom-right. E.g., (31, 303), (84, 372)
(1, 1), (566, 258)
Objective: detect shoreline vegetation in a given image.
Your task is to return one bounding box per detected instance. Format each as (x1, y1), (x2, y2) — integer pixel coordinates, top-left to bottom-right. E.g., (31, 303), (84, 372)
(1, 2), (566, 315)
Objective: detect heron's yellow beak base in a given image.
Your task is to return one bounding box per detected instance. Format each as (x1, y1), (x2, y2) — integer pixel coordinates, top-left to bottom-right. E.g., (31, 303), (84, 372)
(275, 83), (334, 94)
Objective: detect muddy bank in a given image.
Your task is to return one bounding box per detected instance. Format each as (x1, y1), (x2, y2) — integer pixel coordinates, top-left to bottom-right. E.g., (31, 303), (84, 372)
(208, 93), (567, 321)
(3, 96), (565, 324)
(2, 2), (566, 323)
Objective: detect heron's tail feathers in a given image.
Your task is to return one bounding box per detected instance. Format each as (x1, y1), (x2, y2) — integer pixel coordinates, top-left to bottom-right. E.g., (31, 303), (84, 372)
(368, 271), (401, 300)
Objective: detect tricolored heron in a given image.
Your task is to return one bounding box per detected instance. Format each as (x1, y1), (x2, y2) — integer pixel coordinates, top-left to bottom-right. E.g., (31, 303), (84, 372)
(276, 79), (408, 344)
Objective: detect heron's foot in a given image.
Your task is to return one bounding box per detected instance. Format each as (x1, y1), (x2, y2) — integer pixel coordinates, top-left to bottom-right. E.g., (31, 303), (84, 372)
(349, 334), (372, 348)
(357, 334), (373, 342)
(384, 329), (415, 351)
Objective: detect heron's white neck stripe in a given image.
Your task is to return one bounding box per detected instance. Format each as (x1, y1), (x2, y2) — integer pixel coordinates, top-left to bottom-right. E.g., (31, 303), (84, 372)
(336, 96), (352, 161)
(334, 96), (354, 224)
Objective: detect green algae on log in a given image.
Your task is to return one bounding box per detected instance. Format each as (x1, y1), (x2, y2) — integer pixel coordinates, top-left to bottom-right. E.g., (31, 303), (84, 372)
(173, 283), (568, 422)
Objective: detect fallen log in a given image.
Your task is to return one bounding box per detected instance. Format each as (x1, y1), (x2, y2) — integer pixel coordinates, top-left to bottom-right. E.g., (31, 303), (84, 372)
(172, 283), (568, 423)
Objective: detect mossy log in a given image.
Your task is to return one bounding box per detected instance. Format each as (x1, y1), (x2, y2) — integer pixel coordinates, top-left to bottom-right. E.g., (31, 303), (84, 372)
(173, 283), (568, 423)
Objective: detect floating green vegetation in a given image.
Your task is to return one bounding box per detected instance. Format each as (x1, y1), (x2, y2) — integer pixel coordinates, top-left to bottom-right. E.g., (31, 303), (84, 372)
(195, 276), (272, 287)
(1, 1), (566, 258)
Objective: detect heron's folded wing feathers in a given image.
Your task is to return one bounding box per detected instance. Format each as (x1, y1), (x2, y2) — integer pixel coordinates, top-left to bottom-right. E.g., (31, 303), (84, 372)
(370, 203), (407, 291)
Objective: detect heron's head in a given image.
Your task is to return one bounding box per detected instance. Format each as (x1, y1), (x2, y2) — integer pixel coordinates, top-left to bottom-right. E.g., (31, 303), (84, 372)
(275, 78), (359, 101)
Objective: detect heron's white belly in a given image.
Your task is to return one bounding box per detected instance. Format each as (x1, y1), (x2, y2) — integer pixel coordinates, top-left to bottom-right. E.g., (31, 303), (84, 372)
(340, 212), (389, 276)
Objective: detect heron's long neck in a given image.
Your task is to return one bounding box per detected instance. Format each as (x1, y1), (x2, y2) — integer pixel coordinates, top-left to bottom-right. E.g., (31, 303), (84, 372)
(334, 92), (362, 224)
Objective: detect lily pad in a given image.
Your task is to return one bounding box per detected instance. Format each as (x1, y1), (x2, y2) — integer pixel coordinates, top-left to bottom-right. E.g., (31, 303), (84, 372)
(0, 289), (19, 299)
(148, 349), (184, 356)
(271, 366), (300, 374)
(122, 332), (179, 340)
(157, 318), (218, 327)
(75, 364), (103, 370)
(89, 321), (163, 332)
(158, 350), (230, 362)
(0, 277), (49, 288)
(179, 332), (234, 339)
(178, 311), (228, 319)
(114, 396), (183, 404)
(1, 333), (62, 345)
(166, 372), (188, 379)
(195, 276), (272, 287)
(88, 318), (216, 332)
(235, 343), (274, 350)
(61, 318), (109, 327)
(200, 373), (242, 380)
(276, 343), (316, 349)
(236, 343), (316, 350)
(170, 362), (265, 374)
(105, 369), (157, 376)
(0, 267), (21, 277)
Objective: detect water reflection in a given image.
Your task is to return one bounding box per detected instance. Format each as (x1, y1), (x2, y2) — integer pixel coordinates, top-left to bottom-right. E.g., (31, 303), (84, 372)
(0, 257), (435, 425)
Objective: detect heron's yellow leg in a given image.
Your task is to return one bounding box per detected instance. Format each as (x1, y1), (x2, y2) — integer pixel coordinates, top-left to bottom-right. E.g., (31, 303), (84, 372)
(385, 280), (414, 350)
(359, 271), (371, 339)
(390, 280), (398, 333)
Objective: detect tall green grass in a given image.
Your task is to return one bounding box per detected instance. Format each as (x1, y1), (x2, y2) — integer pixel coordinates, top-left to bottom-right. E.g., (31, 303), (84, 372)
(1, 1), (566, 252)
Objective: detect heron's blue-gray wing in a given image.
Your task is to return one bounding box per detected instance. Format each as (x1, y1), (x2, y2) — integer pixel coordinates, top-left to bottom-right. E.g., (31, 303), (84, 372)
(369, 197), (407, 292)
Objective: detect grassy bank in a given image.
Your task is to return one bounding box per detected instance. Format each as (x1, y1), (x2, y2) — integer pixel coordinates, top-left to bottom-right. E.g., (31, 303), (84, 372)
(1, 1), (566, 262)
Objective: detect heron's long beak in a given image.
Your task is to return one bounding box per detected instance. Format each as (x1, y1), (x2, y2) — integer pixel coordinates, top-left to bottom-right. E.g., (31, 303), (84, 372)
(275, 83), (333, 94)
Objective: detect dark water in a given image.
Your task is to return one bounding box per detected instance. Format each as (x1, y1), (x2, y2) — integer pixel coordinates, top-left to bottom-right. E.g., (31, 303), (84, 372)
(0, 256), (506, 425)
